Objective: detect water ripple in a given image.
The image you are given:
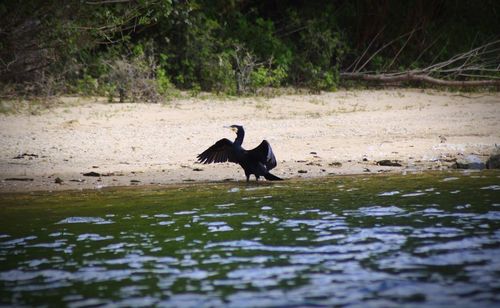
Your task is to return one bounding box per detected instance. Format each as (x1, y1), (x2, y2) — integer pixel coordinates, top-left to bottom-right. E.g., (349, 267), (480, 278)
(1, 172), (499, 307)
(346, 205), (405, 216)
(56, 217), (113, 225)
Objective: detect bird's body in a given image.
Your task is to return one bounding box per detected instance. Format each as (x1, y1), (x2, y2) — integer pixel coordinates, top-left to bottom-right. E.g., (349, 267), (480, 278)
(197, 125), (282, 182)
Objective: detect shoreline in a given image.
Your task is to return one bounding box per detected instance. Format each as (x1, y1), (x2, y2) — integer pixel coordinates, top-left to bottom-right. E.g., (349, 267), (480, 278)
(1, 89), (499, 193)
(2, 169), (498, 196)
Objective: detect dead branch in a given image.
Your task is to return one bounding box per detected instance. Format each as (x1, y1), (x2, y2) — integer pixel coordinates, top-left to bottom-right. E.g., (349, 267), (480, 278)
(232, 45), (267, 94)
(340, 72), (500, 87)
(342, 39), (500, 88)
(347, 26), (385, 72)
(385, 26), (417, 70)
(354, 26), (423, 73)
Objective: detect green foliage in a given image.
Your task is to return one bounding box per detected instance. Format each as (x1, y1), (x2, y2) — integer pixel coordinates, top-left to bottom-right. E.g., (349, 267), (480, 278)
(76, 74), (99, 96)
(168, 12), (222, 91)
(1, 0), (498, 97)
(251, 65), (288, 89)
(200, 52), (236, 94)
(286, 8), (346, 91)
(156, 68), (173, 95)
(233, 16), (293, 69)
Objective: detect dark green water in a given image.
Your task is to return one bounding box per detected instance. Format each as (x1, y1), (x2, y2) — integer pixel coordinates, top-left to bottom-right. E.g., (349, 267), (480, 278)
(1, 171), (499, 307)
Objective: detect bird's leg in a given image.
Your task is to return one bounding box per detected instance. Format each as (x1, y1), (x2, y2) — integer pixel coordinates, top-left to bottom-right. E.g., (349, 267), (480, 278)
(245, 173), (250, 182)
(255, 175), (259, 182)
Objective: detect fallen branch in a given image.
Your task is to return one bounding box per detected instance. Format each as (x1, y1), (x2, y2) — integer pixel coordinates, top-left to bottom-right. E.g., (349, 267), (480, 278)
(340, 72), (500, 87)
(343, 39), (500, 88)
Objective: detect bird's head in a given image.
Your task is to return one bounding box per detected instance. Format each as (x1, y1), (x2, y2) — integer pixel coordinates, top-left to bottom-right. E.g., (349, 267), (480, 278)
(225, 125), (243, 134)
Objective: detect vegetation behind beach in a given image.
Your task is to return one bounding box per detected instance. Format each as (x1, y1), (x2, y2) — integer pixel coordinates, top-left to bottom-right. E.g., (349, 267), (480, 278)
(1, 0), (499, 101)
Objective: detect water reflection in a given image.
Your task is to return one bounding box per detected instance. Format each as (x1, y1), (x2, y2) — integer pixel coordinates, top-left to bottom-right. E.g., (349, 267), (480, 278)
(1, 172), (499, 307)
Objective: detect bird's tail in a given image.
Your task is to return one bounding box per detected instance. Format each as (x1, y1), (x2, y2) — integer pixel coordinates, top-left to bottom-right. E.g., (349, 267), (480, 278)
(264, 172), (283, 181)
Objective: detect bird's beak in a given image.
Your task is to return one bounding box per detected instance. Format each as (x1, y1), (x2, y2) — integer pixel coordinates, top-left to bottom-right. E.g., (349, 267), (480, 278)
(223, 125), (237, 132)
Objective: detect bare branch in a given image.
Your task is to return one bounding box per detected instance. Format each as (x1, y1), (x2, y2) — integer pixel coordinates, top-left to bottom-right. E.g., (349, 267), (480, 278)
(385, 25), (417, 71)
(341, 72), (500, 87)
(409, 32), (443, 67)
(347, 26), (385, 72)
(354, 26), (424, 73)
(342, 39), (500, 88)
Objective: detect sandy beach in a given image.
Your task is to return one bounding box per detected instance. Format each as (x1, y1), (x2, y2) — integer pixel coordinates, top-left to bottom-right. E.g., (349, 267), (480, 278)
(0, 89), (499, 192)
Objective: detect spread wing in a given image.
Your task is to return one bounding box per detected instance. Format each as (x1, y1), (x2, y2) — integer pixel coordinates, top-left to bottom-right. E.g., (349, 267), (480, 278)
(248, 140), (277, 170)
(197, 138), (238, 164)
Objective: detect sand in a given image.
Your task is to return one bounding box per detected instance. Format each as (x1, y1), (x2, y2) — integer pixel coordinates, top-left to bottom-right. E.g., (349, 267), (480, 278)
(0, 89), (499, 192)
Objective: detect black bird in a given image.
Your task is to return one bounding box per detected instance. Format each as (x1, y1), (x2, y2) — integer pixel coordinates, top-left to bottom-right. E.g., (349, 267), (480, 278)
(197, 125), (283, 182)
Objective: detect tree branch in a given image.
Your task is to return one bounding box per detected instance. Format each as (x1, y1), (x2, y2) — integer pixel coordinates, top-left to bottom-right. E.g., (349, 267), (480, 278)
(342, 39), (500, 88)
(340, 72), (500, 87)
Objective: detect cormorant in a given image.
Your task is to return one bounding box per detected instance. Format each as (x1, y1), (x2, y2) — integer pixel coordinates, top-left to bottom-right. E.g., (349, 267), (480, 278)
(197, 125), (283, 182)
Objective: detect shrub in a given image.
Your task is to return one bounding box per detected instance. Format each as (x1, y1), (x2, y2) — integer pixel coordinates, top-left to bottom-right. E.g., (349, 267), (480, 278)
(76, 74), (99, 96)
(200, 52), (236, 95)
(104, 53), (160, 103)
(251, 65), (288, 89)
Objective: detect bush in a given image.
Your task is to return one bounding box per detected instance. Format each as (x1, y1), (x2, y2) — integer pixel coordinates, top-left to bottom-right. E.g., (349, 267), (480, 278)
(290, 16), (346, 91)
(1, 1), (498, 97)
(200, 52), (236, 94)
(156, 67), (174, 95)
(76, 74), (99, 96)
(251, 65), (288, 89)
(104, 52), (160, 103)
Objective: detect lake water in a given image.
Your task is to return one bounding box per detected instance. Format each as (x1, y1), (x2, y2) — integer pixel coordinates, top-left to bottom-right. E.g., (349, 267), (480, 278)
(1, 171), (499, 307)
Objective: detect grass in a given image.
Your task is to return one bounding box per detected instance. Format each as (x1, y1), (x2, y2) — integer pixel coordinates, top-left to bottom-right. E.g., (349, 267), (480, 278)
(305, 111), (322, 118)
(327, 102), (367, 115)
(1, 87), (493, 116)
(254, 101), (271, 111)
(308, 98), (326, 105)
(0, 99), (56, 115)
